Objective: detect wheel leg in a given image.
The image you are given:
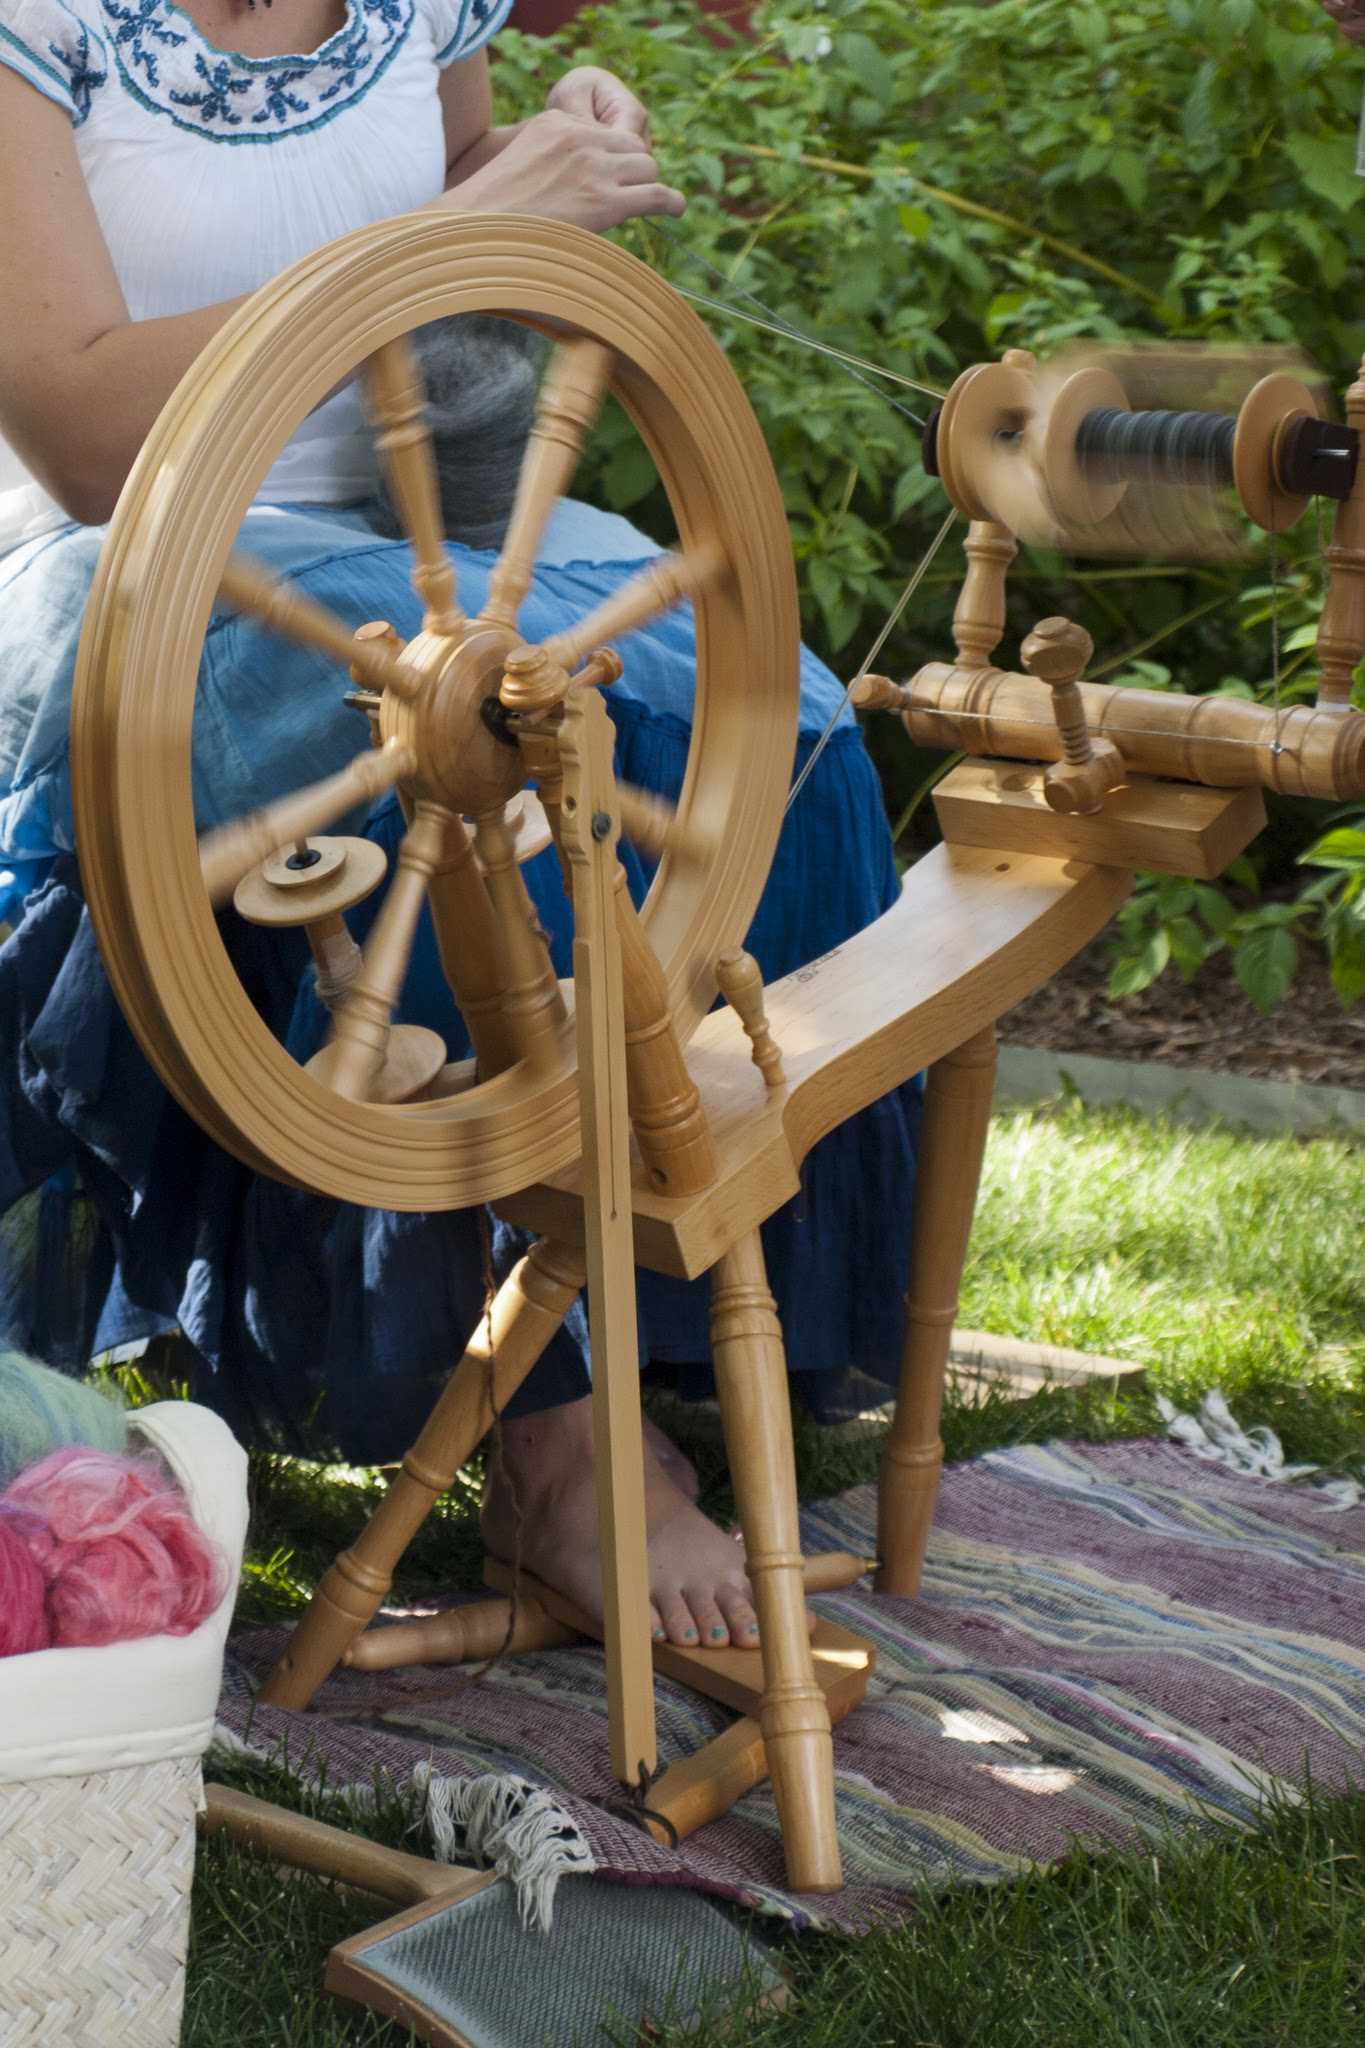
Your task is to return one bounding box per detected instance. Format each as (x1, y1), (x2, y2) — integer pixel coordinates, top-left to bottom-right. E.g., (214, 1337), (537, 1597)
(710, 1229), (841, 1893)
(877, 1023), (998, 1597)
(259, 1237), (586, 1709)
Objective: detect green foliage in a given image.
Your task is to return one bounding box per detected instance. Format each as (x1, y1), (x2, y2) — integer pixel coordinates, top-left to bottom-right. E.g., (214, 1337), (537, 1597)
(490, 0), (1365, 1008)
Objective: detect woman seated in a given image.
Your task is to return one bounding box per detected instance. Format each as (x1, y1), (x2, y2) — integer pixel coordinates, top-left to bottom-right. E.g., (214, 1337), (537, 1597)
(0, 0), (918, 1652)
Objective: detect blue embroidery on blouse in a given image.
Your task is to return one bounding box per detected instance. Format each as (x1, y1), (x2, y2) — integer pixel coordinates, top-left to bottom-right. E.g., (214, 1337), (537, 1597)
(251, 67), (310, 125)
(169, 50), (250, 123)
(103, 0), (185, 91)
(46, 19), (109, 122)
(97, 0), (423, 140)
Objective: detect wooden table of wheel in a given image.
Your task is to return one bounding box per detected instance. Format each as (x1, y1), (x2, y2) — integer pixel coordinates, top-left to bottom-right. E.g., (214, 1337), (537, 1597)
(70, 214), (1365, 1893)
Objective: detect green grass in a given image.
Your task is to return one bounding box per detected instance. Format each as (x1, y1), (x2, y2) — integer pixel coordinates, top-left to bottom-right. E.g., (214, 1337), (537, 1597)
(185, 1102), (1365, 2045)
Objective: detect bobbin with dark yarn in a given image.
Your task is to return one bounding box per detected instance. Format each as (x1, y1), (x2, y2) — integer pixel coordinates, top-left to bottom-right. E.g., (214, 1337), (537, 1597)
(1075, 407), (1238, 489)
(1074, 404), (1358, 502)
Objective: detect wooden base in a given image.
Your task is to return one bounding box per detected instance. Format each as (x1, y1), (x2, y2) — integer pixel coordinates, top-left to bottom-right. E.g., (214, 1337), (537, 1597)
(497, 844), (1132, 1279)
(933, 761), (1266, 879)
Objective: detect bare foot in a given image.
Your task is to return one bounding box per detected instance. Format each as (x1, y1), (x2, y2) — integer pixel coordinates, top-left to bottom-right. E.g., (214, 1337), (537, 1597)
(482, 1397), (795, 1649)
(643, 1413), (699, 1502)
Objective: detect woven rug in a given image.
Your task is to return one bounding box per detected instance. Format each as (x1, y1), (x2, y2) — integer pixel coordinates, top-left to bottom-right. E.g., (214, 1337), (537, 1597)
(220, 1437), (1365, 1933)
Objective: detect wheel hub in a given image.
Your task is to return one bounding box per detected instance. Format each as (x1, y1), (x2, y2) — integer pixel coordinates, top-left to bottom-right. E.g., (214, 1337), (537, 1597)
(381, 622), (525, 817)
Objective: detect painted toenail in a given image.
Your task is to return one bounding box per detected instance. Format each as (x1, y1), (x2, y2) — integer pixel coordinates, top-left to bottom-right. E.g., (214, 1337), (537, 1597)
(710, 1625), (726, 1640)
(745, 1622), (759, 1636)
(652, 1627), (665, 1641)
(684, 1627), (699, 1642)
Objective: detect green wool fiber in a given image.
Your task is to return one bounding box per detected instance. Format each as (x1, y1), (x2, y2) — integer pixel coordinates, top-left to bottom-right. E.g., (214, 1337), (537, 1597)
(0, 1350), (128, 1489)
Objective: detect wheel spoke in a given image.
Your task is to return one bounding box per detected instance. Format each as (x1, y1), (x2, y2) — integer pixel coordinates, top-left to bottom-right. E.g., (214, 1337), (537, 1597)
(480, 338), (613, 632)
(471, 805), (568, 1075)
(308, 801), (448, 1101)
(421, 803), (522, 1078)
(219, 556), (422, 701)
(616, 784), (714, 866)
(616, 784), (678, 862)
(364, 338), (465, 637)
(199, 740), (416, 905)
(537, 544), (727, 676)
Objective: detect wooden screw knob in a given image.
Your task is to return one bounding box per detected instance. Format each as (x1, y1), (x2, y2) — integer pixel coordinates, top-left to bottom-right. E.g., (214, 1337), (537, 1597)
(1020, 615), (1124, 816)
(1019, 615), (1094, 685)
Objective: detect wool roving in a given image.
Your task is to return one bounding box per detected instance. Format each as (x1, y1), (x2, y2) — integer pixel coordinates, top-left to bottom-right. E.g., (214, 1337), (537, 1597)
(0, 1504), (50, 1656)
(2, 1447), (227, 1652)
(0, 1349), (127, 1489)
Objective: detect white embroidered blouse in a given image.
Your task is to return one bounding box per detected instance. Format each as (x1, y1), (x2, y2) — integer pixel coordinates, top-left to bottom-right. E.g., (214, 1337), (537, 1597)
(0, 0), (513, 549)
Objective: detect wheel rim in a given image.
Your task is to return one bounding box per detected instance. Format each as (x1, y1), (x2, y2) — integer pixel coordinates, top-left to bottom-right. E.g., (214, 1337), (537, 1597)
(72, 214), (800, 1209)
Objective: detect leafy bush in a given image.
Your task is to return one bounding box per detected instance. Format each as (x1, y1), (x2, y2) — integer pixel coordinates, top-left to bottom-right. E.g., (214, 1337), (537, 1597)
(493, 0), (1365, 1007)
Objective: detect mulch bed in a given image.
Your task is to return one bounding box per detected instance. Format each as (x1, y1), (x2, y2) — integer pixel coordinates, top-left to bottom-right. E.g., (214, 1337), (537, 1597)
(1001, 937), (1365, 1091)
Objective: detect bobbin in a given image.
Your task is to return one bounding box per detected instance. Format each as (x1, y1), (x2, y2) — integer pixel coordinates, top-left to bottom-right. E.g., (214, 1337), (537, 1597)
(924, 353), (1353, 546)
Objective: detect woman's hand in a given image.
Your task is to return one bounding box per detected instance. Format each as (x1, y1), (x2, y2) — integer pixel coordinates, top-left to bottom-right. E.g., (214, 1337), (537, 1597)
(1323, 0), (1365, 46)
(545, 66), (652, 143)
(444, 107), (684, 232)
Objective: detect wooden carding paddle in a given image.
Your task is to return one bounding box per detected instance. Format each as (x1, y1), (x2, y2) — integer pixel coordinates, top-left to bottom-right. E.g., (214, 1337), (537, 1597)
(202, 1784), (789, 2045)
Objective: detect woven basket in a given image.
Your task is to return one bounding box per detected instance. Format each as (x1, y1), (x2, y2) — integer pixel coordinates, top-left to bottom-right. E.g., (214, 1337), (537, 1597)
(3, 1754), (202, 2047)
(0, 1403), (248, 2048)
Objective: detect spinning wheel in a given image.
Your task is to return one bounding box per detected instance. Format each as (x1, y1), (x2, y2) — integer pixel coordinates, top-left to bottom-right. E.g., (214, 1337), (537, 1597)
(69, 188), (1365, 1920)
(70, 213), (800, 1210)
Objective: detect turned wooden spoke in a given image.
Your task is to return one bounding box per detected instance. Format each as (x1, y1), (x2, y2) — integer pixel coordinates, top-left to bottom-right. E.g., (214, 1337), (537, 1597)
(198, 740), (416, 905)
(481, 338), (613, 632)
(472, 805), (567, 1075)
(421, 804), (523, 1077)
(310, 802), (450, 1101)
(364, 338), (465, 637)
(537, 543), (728, 676)
(218, 556), (423, 701)
(617, 784), (681, 863)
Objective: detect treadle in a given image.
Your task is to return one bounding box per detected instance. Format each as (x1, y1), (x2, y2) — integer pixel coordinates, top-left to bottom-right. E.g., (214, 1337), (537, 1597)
(483, 1558), (875, 1723)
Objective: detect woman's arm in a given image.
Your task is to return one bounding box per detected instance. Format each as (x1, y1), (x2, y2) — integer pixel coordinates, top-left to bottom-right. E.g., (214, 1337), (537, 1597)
(0, 71), (251, 524)
(0, 53), (681, 526)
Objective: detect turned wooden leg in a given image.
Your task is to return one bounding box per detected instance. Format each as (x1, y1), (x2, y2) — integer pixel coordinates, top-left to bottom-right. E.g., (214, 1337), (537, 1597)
(877, 1022), (998, 1596)
(710, 1229), (841, 1893)
(260, 1237), (586, 1709)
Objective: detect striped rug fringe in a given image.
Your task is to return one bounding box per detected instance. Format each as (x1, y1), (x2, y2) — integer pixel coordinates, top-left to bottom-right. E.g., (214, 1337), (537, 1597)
(1161, 1388), (1363, 1510)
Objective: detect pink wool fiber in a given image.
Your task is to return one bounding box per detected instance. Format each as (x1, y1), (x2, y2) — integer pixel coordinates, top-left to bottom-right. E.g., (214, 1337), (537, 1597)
(1, 1447), (227, 1652)
(0, 1505), (51, 1656)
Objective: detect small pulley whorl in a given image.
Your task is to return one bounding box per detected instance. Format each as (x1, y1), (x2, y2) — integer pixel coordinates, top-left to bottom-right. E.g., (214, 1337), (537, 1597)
(930, 355), (1128, 544)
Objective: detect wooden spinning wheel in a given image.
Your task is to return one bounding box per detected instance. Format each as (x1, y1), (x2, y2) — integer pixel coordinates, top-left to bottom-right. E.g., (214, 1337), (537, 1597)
(70, 212), (800, 1210)
(73, 192), (1365, 1924)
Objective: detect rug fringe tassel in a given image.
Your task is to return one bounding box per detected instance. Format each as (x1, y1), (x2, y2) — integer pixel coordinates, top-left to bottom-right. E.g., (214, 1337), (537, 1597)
(208, 1726), (596, 1932)
(412, 1762), (597, 1931)
(1161, 1390), (1362, 1510)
